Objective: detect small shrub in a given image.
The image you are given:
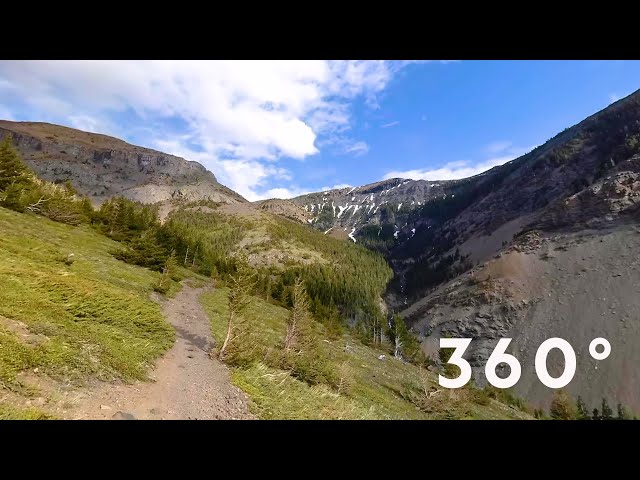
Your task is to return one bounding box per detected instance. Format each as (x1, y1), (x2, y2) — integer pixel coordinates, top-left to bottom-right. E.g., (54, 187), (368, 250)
(471, 388), (491, 406)
(549, 389), (577, 420)
(55, 253), (76, 266)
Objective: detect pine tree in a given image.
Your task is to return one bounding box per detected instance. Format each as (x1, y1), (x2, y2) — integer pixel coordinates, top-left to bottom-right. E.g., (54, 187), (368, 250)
(153, 250), (177, 294)
(601, 398), (613, 420)
(0, 135), (35, 210)
(280, 276), (335, 386)
(592, 408), (600, 420)
(0, 135), (30, 191)
(617, 403), (630, 420)
(576, 396), (590, 420)
(218, 255), (255, 362)
(284, 277), (312, 354)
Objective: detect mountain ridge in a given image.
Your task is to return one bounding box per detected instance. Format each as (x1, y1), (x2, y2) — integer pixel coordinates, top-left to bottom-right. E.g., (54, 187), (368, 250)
(0, 120), (246, 206)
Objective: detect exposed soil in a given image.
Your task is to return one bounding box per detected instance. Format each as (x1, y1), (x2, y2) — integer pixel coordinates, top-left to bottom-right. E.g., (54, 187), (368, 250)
(403, 225), (640, 413)
(28, 282), (255, 420)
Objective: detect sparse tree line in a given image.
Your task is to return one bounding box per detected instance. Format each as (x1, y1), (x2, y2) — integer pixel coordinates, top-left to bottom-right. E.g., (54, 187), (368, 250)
(0, 136), (93, 225)
(217, 255), (427, 393)
(545, 389), (636, 420)
(216, 258), (340, 388)
(0, 136), (399, 352)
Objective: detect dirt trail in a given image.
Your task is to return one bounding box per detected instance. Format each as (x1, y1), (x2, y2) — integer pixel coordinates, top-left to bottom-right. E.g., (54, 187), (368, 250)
(66, 282), (255, 420)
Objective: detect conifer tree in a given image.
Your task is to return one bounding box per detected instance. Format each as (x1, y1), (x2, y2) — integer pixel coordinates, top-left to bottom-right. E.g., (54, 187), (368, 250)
(284, 277), (312, 354)
(617, 403), (630, 420)
(601, 398), (613, 420)
(0, 135), (34, 210)
(576, 396), (590, 420)
(280, 276), (335, 385)
(387, 313), (409, 359)
(218, 255), (255, 362)
(153, 250), (177, 294)
(0, 135), (29, 191)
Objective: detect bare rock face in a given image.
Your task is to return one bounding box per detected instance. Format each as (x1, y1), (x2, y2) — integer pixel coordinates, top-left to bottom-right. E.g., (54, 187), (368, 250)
(252, 198), (311, 224)
(534, 158), (640, 230)
(0, 120), (246, 205)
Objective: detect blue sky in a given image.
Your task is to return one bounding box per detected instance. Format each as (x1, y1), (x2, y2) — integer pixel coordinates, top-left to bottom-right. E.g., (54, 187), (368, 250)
(1, 60), (639, 200)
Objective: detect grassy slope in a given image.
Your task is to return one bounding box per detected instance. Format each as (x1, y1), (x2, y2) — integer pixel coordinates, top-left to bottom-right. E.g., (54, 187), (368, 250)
(201, 288), (531, 420)
(0, 206), (179, 399)
(0, 404), (55, 420)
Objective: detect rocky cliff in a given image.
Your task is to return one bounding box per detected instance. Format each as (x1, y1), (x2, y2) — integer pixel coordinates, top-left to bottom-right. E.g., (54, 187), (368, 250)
(0, 120), (246, 205)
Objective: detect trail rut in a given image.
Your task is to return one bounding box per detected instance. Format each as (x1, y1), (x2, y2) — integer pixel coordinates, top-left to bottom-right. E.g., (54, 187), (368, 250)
(66, 282), (255, 420)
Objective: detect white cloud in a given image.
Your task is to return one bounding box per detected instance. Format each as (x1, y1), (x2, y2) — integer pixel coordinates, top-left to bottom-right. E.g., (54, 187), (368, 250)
(321, 183), (352, 191)
(68, 114), (118, 136)
(0, 60), (420, 198)
(384, 144), (536, 181)
(153, 138), (287, 202)
(342, 141), (369, 156)
(262, 187), (314, 199)
(381, 120), (400, 128)
(609, 93), (621, 103)
(256, 182), (355, 200)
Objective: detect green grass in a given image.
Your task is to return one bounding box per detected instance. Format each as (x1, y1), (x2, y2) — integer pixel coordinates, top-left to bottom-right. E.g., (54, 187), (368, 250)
(0, 207), (176, 388)
(201, 287), (532, 420)
(0, 404), (55, 420)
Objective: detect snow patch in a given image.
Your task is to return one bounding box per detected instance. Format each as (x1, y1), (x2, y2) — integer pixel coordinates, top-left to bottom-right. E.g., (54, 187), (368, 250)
(324, 227), (333, 235)
(348, 227), (357, 243)
(347, 186), (357, 195)
(397, 203), (402, 211)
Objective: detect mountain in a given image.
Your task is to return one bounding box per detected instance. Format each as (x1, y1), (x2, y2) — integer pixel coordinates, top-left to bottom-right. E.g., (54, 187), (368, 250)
(0, 120), (246, 205)
(0, 143), (529, 419)
(296, 90), (640, 412)
(290, 178), (461, 240)
(3, 89), (640, 417)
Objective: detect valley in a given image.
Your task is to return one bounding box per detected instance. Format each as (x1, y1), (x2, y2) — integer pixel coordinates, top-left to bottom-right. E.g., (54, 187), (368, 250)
(1, 87), (640, 419)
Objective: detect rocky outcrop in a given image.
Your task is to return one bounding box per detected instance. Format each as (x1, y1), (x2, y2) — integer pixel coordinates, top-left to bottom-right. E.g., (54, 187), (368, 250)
(0, 120), (246, 205)
(252, 198), (311, 224)
(533, 157), (640, 230)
